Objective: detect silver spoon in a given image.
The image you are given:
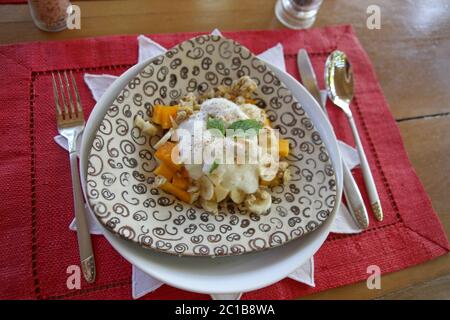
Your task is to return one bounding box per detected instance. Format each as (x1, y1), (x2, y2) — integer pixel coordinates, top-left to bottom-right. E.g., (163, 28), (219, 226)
(325, 50), (383, 221)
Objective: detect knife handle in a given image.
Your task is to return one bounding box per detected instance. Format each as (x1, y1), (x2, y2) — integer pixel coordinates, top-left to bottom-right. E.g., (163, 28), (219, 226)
(342, 161), (369, 229)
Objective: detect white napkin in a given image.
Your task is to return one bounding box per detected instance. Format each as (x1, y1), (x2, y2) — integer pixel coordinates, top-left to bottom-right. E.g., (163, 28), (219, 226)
(132, 266), (164, 299)
(288, 256), (315, 286)
(56, 30), (363, 299)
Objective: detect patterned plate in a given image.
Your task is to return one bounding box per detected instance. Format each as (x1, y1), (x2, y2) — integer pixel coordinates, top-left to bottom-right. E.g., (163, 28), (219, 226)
(86, 35), (337, 257)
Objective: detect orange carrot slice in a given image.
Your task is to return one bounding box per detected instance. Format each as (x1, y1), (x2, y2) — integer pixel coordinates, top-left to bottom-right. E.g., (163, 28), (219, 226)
(172, 173), (189, 190)
(155, 142), (181, 171)
(154, 163), (175, 181)
(160, 182), (191, 203)
(179, 166), (190, 178)
(279, 139), (290, 157)
(152, 105), (179, 129)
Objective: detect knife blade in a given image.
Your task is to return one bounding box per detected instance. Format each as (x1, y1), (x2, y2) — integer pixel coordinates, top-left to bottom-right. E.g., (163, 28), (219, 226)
(297, 49), (369, 229)
(297, 49), (323, 106)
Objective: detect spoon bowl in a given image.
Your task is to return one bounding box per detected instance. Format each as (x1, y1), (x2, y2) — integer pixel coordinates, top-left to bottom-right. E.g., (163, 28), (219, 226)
(324, 50), (354, 115)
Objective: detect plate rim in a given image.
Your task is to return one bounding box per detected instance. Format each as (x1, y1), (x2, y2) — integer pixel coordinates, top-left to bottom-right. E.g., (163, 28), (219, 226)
(80, 54), (343, 294)
(83, 35), (340, 257)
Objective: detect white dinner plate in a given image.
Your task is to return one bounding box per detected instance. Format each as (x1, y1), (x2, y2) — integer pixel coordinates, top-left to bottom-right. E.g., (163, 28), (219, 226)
(79, 55), (343, 294)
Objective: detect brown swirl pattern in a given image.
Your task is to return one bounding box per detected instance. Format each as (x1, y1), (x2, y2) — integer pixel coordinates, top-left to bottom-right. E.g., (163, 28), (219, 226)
(86, 35), (337, 256)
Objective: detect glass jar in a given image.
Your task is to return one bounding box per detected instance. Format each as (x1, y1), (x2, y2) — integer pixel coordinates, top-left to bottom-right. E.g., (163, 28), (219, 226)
(275, 0), (325, 29)
(28, 0), (71, 32)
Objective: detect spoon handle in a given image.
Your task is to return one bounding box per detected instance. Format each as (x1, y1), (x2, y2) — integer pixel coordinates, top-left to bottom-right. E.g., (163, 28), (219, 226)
(347, 115), (383, 221)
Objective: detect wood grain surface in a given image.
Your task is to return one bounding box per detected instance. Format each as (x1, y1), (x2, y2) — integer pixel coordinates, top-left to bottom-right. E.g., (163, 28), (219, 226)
(0, 0), (448, 299)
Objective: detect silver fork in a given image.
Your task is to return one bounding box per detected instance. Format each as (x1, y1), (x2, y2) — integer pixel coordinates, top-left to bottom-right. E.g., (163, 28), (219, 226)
(52, 71), (96, 283)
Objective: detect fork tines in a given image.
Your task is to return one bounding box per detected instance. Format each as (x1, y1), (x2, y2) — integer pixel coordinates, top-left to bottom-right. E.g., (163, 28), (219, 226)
(51, 71), (83, 120)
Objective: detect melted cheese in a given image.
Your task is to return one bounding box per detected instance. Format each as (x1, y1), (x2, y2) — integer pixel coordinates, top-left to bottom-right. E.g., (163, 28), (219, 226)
(175, 98), (261, 194)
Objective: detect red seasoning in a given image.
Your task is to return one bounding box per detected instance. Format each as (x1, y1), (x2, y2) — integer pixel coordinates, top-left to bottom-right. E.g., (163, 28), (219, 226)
(28, 0), (71, 32)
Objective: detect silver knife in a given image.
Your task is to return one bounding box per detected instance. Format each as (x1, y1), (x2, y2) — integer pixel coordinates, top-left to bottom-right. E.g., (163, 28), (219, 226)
(297, 49), (369, 229)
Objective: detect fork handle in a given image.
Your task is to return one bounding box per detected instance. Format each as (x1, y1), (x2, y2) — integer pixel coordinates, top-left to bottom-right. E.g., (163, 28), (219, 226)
(70, 151), (96, 283)
(347, 115), (383, 221)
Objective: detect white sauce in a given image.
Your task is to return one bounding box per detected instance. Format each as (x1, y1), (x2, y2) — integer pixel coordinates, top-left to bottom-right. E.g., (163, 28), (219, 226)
(200, 98), (248, 124)
(221, 164), (259, 194)
(175, 98), (261, 194)
(239, 103), (266, 123)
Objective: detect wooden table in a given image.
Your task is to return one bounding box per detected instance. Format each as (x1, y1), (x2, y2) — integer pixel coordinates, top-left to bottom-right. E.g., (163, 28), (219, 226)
(1, 0), (449, 299)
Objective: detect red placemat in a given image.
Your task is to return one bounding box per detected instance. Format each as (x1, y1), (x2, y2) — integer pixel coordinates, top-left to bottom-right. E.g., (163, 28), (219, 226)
(0, 26), (448, 300)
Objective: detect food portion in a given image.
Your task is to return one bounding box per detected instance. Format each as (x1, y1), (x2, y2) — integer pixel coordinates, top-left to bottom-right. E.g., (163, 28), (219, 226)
(135, 76), (291, 215)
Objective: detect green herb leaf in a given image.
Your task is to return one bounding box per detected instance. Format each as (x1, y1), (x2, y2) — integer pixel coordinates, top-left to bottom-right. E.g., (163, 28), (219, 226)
(207, 118), (225, 136)
(209, 160), (219, 173)
(227, 119), (263, 136)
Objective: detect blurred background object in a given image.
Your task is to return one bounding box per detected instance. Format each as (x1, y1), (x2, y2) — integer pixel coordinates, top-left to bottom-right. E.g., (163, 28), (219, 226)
(275, 0), (324, 29)
(28, 0), (71, 32)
